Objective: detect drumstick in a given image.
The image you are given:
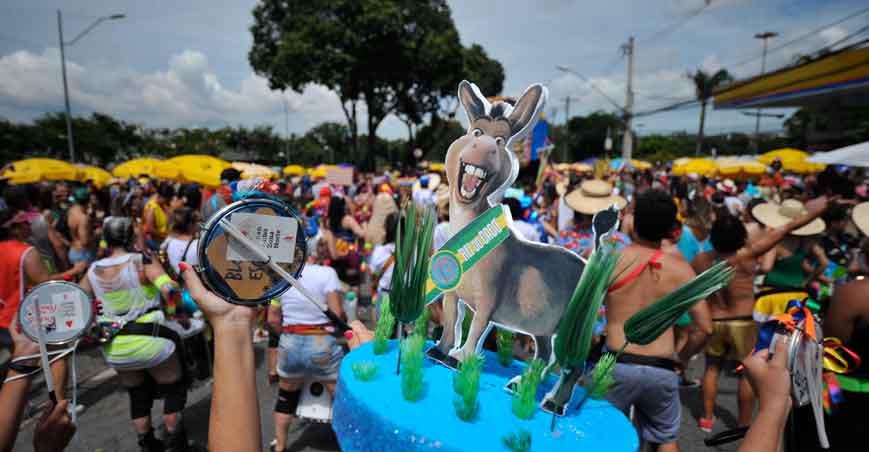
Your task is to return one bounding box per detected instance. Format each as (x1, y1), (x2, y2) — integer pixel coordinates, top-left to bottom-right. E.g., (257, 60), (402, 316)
(33, 295), (58, 405)
(218, 218), (350, 333)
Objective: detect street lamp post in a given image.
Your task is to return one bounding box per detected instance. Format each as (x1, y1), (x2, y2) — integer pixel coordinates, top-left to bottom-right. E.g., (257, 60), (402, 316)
(57, 10), (125, 163)
(752, 31), (778, 153)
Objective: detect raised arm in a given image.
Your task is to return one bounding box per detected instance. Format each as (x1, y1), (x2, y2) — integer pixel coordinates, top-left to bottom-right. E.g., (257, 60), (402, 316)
(180, 262), (261, 452)
(747, 196), (830, 259)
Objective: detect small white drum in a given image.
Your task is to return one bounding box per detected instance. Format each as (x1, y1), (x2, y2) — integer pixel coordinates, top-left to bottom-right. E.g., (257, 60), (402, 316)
(296, 378), (334, 423)
(18, 281), (93, 345)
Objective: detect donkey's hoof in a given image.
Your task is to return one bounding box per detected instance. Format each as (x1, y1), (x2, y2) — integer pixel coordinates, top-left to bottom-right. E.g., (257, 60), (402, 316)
(503, 375), (523, 395)
(426, 347), (459, 369)
(448, 347), (470, 362)
(541, 398), (567, 417)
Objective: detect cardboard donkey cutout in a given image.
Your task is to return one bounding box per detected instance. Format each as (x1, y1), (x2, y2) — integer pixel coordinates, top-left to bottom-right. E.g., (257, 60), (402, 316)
(427, 81), (586, 409)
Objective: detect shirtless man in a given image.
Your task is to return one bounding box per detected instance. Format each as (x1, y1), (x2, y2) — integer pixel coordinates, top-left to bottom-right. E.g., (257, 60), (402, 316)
(66, 187), (95, 266)
(692, 196), (831, 432)
(824, 278), (869, 450)
(605, 189), (713, 452)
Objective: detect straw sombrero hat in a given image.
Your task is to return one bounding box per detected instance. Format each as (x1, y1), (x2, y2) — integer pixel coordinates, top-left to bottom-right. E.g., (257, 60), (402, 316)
(852, 202), (869, 237)
(751, 199), (825, 236)
(565, 179), (626, 215)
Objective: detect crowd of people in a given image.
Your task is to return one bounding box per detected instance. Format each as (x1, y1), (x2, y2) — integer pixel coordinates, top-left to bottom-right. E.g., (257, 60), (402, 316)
(0, 157), (867, 452)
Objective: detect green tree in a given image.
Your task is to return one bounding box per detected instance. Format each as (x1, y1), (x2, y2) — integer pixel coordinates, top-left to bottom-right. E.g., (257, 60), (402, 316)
(564, 112), (623, 161)
(688, 69), (733, 156)
(249, 0), (469, 171)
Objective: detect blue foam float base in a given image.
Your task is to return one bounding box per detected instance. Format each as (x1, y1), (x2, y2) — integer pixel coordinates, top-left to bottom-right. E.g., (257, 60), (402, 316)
(332, 340), (639, 452)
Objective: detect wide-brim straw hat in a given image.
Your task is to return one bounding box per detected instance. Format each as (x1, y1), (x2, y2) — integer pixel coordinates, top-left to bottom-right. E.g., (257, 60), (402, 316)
(565, 179), (626, 215)
(751, 199), (825, 236)
(852, 202), (869, 237)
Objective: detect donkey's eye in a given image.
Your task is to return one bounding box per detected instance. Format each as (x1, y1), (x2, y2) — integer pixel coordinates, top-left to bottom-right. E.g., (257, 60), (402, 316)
(495, 137), (505, 146)
(472, 128), (483, 137)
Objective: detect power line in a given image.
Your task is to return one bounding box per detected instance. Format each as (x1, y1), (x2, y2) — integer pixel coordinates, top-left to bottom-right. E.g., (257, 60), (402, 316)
(640, 2), (709, 45)
(725, 5), (869, 70)
(633, 7), (869, 119)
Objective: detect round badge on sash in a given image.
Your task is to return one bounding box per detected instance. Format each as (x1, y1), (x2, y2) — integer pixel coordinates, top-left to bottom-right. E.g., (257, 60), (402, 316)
(197, 196), (307, 305)
(18, 281), (94, 345)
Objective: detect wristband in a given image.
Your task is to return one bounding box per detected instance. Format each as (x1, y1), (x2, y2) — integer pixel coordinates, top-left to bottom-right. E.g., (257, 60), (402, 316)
(153, 274), (173, 290)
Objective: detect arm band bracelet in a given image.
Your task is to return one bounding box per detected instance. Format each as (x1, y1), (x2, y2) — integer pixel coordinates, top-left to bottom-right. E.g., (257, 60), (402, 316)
(153, 274), (173, 290)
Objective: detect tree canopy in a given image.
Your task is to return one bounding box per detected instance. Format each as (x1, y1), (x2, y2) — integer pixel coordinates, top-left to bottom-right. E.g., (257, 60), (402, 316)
(248, 0), (502, 170)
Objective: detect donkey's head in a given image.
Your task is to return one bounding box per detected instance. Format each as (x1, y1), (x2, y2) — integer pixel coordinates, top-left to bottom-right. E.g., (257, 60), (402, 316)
(445, 81), (548, 213)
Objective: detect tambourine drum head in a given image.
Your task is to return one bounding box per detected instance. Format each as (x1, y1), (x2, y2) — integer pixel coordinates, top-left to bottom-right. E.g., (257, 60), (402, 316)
(18, 281), (94, 345)
(198, 198), (306, 305)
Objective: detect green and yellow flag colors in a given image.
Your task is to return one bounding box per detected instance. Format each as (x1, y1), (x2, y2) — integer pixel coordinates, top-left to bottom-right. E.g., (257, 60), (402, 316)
(425, 204), (511, 305)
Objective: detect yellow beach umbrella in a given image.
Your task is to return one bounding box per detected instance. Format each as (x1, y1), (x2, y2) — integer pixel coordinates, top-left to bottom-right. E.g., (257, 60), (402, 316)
(757, 148), (825, 173)
(716, 159), (768, 177)
(631, 159), (652, 170)
(156, 154), (231, 187)
(76, 165), (112, 187)
(672, 158), (717, 176)
(757, 148), (810, 165)
(282, 164), (306, 176)
(1, 158), (78, 184)
(232, 162), (279, 180)
(112, 158), (164, 178)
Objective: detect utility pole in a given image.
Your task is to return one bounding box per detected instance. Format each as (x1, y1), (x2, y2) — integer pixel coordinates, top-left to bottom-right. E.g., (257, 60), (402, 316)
(56, 10), (125, 163)
(282, 96), (290, 165)
(58, 10), (75, 163)
(753, 31), (778, 153)
(621, 36), (635, 161)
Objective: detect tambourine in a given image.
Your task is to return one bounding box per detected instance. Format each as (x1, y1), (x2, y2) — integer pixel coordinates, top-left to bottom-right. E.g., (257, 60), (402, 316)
(197, 196), (307, 305)
(17, 281), (94, 345)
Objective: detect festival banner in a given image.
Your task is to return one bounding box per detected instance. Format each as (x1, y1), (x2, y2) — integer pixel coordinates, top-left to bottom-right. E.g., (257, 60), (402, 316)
(424, 204), (510, 305)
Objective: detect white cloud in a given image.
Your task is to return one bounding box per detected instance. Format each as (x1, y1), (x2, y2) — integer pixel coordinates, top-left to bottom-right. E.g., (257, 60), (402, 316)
(819, 26), (848, 47)
(0, 47), (346, 133)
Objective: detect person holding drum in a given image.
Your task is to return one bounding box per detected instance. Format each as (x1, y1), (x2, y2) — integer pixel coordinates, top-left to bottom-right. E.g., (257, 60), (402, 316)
(0, 205), (85, 400)
(78, 216), (191, 452)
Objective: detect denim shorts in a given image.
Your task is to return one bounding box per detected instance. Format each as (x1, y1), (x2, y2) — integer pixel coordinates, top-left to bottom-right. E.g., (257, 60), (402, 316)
(68, 248), (96, 265)
(605, 362), (680, 444)
(277, 333), (344, 380)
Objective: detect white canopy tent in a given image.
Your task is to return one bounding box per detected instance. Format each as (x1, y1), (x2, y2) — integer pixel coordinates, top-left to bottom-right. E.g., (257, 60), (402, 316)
(808, 141), (869, 167)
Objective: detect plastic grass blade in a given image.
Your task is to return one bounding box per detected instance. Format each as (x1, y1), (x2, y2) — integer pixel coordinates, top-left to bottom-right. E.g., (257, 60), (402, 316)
(390, 203), (436, 324)
(496, 328), (515, 367)
(584, 352), (616, 399)
(554, 245), (621, 369)
(512, 358), (545, 419)
(373, 295), (395, 355)
(452, 354), (483, 421)
(624, 260), (734, 345)
(413, 306), (432, 338)
(502, 429), (532, 452)
(400, 333), (426, 402)
(351, 361), (378, 381)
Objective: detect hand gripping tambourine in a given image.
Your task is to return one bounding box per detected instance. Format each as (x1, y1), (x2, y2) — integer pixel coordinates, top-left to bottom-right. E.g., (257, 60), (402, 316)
(196, 195), (349, 332)
(17, 281), (94, 404)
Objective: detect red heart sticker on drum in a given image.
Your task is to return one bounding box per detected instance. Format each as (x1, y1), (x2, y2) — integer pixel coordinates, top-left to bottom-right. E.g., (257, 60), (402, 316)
(66, 320), (73, 328)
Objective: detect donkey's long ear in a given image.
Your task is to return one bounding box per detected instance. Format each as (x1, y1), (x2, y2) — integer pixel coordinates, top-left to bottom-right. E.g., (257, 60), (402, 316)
(506, 84), (548, 141)
(458, 80), (488, 126)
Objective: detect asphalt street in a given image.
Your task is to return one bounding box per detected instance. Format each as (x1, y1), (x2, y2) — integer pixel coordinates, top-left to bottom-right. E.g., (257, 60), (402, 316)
(13, 342), (744, 451)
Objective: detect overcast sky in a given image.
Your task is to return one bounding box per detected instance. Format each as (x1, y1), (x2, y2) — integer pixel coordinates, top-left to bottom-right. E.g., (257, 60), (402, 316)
(1, 0), (866, 142)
